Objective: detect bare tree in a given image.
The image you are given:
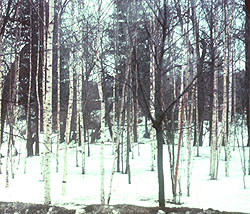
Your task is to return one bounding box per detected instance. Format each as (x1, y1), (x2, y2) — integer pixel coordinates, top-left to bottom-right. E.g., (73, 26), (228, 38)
(44, 0), (55, 205)
(245, 0), (250, 174)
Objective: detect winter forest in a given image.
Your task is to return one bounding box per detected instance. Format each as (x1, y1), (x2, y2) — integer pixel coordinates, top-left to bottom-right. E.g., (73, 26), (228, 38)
(0, 0), (250, 213)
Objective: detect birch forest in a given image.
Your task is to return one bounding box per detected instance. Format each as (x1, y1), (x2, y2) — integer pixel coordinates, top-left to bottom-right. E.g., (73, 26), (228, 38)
(0, 0), (250, 212)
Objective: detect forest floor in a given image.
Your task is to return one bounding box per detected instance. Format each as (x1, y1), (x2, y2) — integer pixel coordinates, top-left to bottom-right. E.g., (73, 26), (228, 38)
(0, 202), (248, 214)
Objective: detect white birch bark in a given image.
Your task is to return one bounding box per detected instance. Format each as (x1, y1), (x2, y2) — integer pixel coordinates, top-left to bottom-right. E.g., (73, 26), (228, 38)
(75, 57), (83, 168)
(75, 80), (79, 168)
(174, 3), (188, 201)
(131, 80), (135, 160)
(177, 21), (186, 148)
(5, 135), (11, 188)
(78, 2), (86, 175)
(185, 8), (193, 196)
(149, 33), (155, 171)
(96, 0), (105, 204)
(44, 0), (54, 204)
(111, 79), (116, 155)
(107, 16), (132, 202)
(61, 50), (73, 196)
(36, 2), (41, 161)
(190, 0), (200, 157)
(40, 0), (47, 181)
(56, 1), (61, 173)
(215, 1), (230, 179)
(107, 57), (130, 205)
(233, 45), (237, 151)
(62, 0), (74, 196)
(80, 67), (85, 174)
(133, 5), (139, 158)
(215, 26), (227, 179)
(36, 47), (41, 165)
(126, 84), (131, 184)
(210, 1), (218, 180)
(225, 0), (235, 176)
(24, 3), (33, 174)
(187, 102), (193, 196)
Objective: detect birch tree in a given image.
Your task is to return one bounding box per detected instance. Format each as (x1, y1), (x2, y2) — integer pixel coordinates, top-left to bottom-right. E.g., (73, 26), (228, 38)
(107, 2), (132, 202)
(111, 79), (116, 155)
(126, 81), (131, 184)
(6, 27), (19, 186)
(215, 7), (228, 178)
(95, 0), (105, 204)
(24, 2), (33, 174)
(35, 0), (42, 158)
(79, 66), (85, 174)
(44, 0), (54, 204)
(245, 0), (250, 175)
(133, 1), (139, 158)
(210, 0), (219, 180)
(225, 0), (234, 177)
(62, 0), (74, 196)
(149, 22), (155, 171)
(56, 0), (61, 173)
(173, 0), (189, 202)
(61, 52), (73, 195)
(185, 1), (194, 197)
(191, 0), (202, 157)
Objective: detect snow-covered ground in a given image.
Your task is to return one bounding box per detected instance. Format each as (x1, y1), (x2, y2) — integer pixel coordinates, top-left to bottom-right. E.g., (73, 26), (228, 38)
(0, 123), (250, 213)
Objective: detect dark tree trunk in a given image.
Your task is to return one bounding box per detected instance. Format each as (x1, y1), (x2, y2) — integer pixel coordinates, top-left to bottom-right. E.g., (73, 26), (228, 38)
(35, 131), (39, 156)
(144, 116), (150, 138)
(27, 132), (34, 157)
(155, 59), (165, 207)
(197, 40), (206, 147)
(155, 126), (165, 208)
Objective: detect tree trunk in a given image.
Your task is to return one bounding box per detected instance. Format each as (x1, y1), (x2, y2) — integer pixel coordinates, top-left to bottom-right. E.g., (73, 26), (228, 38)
(44, 0), (54, 204)
(0, 35), (2, 175)
(210, 1), (219, 180)
(133, 7), (139, 157)
(62, 0), (74, 196)
(126, 89), (131, 184)
(25, 3), (34, 174)
(174, 97), (185, 203)
(56, 0), (61, 173)
(96, 0), (105, 204)
(216, 10), (228, 179)
(62, 50), (73, 195)
(80, 77), (85, 174)
(245, 1), (250, 174)
(225, 0), (234, 177)
(112, 79), (116, 155)
(149, 30), (155, 171)
(155, 126), (165, 208)
(185, 9), (193, 196)
(107, 52), (131, 205)
(12, 5), (20, 177)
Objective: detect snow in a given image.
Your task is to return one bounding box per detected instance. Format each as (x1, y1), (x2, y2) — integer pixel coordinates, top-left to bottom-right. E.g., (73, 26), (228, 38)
(0, 124), (250, 213)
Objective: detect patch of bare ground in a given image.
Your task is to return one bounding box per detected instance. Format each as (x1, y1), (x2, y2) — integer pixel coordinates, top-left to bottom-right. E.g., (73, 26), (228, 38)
(0, 202), (248, 214)
(84, 204), (248, 214)
(0, 201), (75, 214)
